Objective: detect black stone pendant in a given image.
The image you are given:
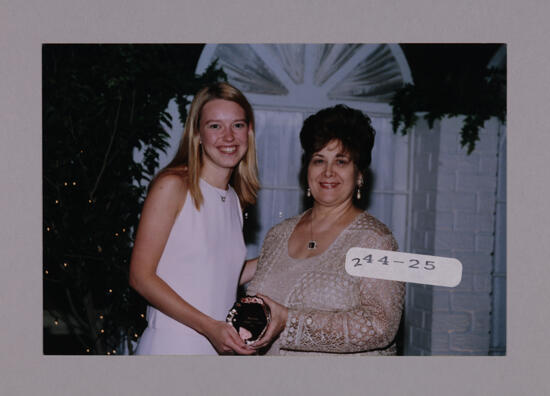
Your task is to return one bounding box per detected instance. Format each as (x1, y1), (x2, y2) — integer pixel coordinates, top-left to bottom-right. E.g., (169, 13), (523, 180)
(308, 241), (317, 250)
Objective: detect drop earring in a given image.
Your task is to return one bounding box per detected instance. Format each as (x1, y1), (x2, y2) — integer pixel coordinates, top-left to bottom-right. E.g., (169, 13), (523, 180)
(306, 187), (311, 197)
(356, 177), (363, 200)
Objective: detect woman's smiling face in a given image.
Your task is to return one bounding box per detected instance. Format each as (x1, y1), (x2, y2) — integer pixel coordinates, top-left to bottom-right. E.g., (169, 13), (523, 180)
(307, 139), (360, 208)
(198, 98), (249, 175)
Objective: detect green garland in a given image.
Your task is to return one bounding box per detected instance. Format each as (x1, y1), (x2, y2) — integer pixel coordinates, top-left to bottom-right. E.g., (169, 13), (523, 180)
(390, 67), (506, 154)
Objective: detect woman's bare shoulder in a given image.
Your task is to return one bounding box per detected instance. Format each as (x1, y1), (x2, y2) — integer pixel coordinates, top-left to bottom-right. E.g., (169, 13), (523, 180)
(147, 171), (188, 213)
(150, 166), (189, 193)
(152, 172), (188, 191)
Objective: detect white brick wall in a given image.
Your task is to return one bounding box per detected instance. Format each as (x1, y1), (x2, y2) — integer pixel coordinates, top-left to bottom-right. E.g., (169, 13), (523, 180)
(431, 312), (471, 332)
(405, 118), (439, 354)
(404, 116), (501, 355)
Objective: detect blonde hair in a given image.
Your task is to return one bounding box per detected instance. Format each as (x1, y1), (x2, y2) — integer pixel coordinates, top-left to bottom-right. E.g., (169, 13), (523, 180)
(154, 82), (259, 209)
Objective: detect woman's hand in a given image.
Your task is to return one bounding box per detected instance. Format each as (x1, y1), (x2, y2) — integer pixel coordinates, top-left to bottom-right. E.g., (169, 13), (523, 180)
(203, 319), (256, 355)
(252, 294), (288, 349)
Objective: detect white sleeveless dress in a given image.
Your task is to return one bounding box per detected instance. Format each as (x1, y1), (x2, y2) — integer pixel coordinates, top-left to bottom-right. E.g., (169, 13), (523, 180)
(136, 178), (246, 355)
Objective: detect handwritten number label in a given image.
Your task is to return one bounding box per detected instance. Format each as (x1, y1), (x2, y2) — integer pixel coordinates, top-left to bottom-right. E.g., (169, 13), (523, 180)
(352, 254), (374, 267)
(378, 256), (389, 265)
(409, 259), (420, 269)
(424, 261), (435, 270)
(345, 248), (462, 287)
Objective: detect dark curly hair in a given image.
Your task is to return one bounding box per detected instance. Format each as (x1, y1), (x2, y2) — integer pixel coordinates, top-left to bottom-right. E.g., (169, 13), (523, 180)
(299, 105), (376, 203)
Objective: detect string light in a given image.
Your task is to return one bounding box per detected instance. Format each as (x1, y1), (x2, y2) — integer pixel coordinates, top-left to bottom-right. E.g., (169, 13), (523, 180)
(88, 200), (92, 204)
(100, 329), (105, 334)
(112, 350), (117, 354)
(64, 182), (68, 186)
(54, 320), (59, 326)
(108, 289), (113, 293)
(122, 228), (126, 233)
(140, 314), (145, 318)
(86, 348), (90, 353)
(106, 352), (111, 355)
(72, 181), (77, 186)
(99, 314), (104, 319)
(114, 233), (119, 237)
(134, 333), (138, 338)
(63, 262), (68, 268)
(55, 200), (59, 204)
(46, 227), (51, 232)
(44, 270), (49, 275)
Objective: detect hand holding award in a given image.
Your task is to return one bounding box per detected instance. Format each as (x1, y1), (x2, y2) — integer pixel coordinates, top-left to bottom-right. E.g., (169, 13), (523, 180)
(226, 296), (271, 344)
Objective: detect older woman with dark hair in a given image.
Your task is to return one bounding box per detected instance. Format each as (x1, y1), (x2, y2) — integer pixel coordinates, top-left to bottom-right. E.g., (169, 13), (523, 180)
(245, 105), (405, 355)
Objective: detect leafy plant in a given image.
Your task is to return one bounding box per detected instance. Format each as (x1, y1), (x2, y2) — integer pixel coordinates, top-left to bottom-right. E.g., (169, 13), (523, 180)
(43, 44), (225, 354)
(390, 64), (506, 154)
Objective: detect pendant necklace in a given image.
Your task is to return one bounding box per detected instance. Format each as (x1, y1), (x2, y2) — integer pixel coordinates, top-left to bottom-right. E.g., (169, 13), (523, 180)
(307, 209), (317, 250)
(219, 189), (227, 203)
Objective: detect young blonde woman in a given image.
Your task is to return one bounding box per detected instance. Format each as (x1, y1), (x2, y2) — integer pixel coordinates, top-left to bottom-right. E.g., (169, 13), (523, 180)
(130, 82), (260, 355)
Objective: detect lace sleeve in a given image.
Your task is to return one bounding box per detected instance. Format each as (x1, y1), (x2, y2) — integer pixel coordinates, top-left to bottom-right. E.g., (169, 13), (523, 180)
(278, 234), (405, 353)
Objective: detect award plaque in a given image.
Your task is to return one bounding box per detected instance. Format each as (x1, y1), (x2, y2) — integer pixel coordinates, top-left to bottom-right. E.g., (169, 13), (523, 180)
(226, 295), (271, 344)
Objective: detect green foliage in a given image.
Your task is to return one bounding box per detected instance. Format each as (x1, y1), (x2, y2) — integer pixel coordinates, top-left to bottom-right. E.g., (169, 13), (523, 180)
(43, 44), (225, 354)
(390, 66), (506, 154)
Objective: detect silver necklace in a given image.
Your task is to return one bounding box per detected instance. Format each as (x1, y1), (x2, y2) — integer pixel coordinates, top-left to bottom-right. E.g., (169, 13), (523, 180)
(219, 189), (227, 203)
(307, 209), (317, 250)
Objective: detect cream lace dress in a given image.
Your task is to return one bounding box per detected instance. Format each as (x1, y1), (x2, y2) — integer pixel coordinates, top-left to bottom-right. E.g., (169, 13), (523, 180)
(246, 211), (405, 355)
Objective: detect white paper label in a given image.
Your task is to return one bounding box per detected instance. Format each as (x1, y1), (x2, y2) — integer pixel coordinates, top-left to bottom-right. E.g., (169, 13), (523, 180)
(345, 248), (462, 287)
